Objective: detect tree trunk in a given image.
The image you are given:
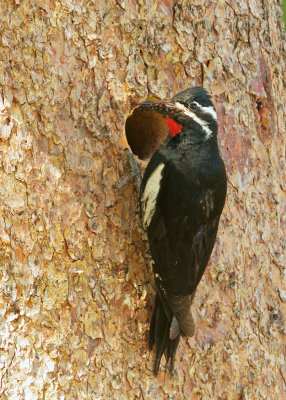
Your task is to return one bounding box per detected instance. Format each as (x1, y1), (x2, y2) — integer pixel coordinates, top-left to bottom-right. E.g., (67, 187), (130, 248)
(0, 0), (285, 398)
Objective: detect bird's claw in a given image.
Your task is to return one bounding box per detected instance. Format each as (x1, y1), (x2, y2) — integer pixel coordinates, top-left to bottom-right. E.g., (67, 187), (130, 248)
(113, 149), (141, 192)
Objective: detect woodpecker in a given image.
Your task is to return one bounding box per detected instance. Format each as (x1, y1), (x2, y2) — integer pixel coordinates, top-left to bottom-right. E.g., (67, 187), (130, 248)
(139, 87), (227, 375)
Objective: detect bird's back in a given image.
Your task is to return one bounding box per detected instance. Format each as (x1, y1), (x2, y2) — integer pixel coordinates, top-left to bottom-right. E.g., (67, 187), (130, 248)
(141, 137), (226, 296)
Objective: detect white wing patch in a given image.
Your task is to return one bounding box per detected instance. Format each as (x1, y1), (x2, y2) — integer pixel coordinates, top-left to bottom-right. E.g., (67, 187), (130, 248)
(174, 102), (212, 139)
(142, 163), (165, 229)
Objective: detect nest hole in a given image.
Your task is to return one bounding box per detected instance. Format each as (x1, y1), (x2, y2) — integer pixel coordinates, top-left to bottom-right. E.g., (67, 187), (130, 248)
(125, 98), (169, 160)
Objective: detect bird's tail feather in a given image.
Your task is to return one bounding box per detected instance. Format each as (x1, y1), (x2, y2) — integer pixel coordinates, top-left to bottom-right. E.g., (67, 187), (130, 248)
(168, 293), (195, 337)
(149, 293), (180, 375)
(149, 291), (196, 375)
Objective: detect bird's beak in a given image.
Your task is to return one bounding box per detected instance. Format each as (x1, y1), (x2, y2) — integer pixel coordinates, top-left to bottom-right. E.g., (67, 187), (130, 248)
(139, 101), (178, 117)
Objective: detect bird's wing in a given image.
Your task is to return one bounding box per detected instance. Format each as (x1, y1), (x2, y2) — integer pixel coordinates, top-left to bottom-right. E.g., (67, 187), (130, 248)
(140, 158), (222, 337)
(148, 206), (220, 337)
(144, 159), (220, 292)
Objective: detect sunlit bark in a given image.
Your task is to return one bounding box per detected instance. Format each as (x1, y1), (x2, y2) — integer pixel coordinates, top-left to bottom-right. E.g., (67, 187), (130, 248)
(0, 0), (285, 398)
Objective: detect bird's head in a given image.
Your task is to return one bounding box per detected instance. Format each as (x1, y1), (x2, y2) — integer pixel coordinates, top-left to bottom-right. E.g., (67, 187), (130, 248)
(140, 87), (217, 143)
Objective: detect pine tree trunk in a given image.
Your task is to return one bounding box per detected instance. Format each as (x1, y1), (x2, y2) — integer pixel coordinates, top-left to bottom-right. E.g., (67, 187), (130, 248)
(0, 1), (285, 398)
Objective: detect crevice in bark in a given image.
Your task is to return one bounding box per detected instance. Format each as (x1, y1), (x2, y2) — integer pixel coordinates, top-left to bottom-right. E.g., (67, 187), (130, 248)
(125, 99), (169, 160)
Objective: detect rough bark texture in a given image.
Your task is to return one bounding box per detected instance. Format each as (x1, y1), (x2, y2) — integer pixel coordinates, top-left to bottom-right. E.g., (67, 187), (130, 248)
(0, 0), (285, 399)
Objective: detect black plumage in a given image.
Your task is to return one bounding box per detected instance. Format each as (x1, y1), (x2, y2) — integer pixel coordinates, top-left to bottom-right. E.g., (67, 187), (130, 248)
(139, 87), (227, 375)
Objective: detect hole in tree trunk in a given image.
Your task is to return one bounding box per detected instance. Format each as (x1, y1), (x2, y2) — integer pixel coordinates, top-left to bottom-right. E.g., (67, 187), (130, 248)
(125, 97), (169, 160)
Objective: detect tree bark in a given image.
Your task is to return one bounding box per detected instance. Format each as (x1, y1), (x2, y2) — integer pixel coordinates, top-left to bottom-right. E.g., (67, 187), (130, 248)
(0, 0), (285, 398)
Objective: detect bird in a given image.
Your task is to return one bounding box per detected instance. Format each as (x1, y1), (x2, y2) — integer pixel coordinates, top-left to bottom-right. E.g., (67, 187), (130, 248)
(138, 87), (227, 375)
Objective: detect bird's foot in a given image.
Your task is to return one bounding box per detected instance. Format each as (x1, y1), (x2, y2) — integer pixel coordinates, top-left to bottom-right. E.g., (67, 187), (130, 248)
(113, 149), (141, 192)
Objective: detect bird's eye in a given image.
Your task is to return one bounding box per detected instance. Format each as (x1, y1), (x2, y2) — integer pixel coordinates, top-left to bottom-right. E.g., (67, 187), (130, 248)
(189, 102), (198, 111)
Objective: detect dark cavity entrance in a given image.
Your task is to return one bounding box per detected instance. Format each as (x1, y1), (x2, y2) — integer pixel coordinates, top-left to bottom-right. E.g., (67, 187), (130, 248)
(125, 98), (169, 160)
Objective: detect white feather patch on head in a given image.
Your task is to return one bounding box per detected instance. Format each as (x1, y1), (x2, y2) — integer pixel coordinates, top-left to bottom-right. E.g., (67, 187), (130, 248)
(192, 101), (217, 121)
(174, 102), (212, 139)
(142, 163), (165, 229)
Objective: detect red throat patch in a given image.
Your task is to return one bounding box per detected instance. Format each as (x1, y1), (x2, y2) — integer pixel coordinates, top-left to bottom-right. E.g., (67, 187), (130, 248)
(165, 117), (182, 137)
